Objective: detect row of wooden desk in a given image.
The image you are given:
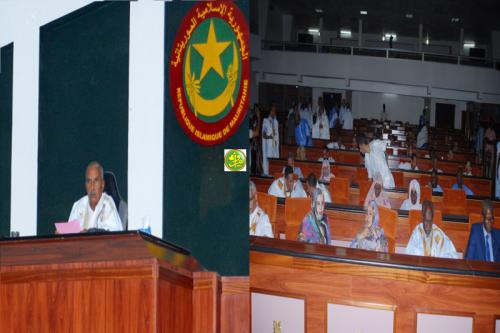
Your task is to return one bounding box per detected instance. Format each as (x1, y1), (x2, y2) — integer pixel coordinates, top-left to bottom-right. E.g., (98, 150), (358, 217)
(252, 175), (498, 216)
(281, 144), (483, 176)
(251, 175), (500, 254)
(267, 158), (492, 197)
(310, 137), (477, 162)
(250, 236), (500, 333)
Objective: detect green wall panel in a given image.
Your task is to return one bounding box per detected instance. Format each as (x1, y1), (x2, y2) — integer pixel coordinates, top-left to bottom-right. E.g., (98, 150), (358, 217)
(37, 2), (129, 235)
(0, 43), (13, 238)
(163, 2), (249, 276)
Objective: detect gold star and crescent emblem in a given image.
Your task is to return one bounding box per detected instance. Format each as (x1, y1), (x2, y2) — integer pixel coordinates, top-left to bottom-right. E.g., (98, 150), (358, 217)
(192, 20), (230, 81)
(185, 19), (239, 118)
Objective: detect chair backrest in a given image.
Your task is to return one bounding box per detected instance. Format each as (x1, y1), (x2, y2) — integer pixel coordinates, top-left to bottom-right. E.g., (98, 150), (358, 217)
(257, 192), (278, 236)
(408, 209), (443, 239)
(284, 197), (311, 241)
(439, 178), (451, 189)
(392, 171), (404, 188)
(355, 167), (368, 184)
(468, 213), (500, 231)
(443, 188), (467, 215)
(358, 180), (372, 206)
(104, 171), (121, 208)
(420, 174), (431, 188)
(274, 172), (298, 181)
(104, 171), (127, 230)
(378, 206), (397, 253)
(420, 186), (432, 204)
(329, 177), (350, 204)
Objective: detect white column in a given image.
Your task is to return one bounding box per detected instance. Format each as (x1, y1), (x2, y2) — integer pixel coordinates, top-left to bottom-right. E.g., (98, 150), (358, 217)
(128, 0), (165, 237)
(10, 26), (39, 236)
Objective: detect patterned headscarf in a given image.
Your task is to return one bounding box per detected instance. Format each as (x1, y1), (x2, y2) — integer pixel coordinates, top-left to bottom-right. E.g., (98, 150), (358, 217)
(364, 172), (391, 208)
(311, 188), (324, 220)
(368, 200), (380, 228)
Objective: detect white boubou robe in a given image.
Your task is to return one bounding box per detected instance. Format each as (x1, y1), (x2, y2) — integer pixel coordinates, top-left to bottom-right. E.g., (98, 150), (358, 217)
(341, 109), (353, 130)
(364, 139), (395, 189)
(268, 177), (307, 198)
(249, 205), (274, 237)
(312, 111), (330, 140)
(69, 192), (122, 231)
(262, 116), (279, 175)
(406, 223), (458, 259)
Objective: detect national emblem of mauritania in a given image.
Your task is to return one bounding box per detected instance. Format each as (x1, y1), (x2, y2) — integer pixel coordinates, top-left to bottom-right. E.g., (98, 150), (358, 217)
(169, 1), (249, 146)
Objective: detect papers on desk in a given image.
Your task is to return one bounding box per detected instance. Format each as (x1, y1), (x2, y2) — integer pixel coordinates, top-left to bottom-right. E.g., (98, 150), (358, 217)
(55, 220), (82, 234)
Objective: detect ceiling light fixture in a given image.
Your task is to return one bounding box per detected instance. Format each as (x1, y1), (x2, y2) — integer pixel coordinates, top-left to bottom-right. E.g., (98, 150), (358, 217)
(308, 28), (320, 36)
(340, 30), (352, 38)
(384, 33), (397, 41)
(315, 8), (323, 14)
(451, 17), (460, 23)
(360, 10), (368, 15)
(463, 41), (475, 48)
(405, 13), (413, 19)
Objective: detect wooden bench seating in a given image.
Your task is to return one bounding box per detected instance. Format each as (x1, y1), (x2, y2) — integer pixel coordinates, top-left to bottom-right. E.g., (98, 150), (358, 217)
(281, 144), (483, 176)
(268, 158), (492, 197)
(251, 175), (499, 216)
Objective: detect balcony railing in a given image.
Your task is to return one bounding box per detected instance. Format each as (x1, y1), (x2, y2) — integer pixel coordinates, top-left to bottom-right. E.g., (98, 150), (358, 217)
(262, 40), (500, 70)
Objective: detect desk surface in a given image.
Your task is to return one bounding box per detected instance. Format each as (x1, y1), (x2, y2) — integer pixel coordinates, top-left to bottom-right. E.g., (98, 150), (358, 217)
(0, 231), (204, 273)
(251, 236), (500, 279)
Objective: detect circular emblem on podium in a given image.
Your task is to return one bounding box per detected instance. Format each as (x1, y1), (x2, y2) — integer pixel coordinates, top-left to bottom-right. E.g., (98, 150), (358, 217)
(169, 1), (249, 146)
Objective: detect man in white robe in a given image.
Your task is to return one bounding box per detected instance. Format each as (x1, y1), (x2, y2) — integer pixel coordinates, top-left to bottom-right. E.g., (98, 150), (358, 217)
(339, 99), (347, 123)
(262, 104), (280, 176)
(341, 103), (353, 130)
(69, 161), (122, 232)
(249, 181), (273, 237)
(406, 200), (458, 259)
(356, 133), (395, 189)
(312, 103), (330, 140)
(268, 166), (307, 198)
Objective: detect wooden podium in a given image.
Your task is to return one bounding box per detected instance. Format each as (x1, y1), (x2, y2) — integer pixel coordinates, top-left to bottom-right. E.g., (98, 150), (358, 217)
(0, 232), (249, 332)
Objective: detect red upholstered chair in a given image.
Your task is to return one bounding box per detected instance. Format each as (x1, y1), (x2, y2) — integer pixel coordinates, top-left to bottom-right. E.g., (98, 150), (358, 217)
(420, 186), (432, 204)
(420, 174), (431, 188)
(439, 178), (451, 190)
(329, 177), (350, 205)
(392, 171), (404, 188)
(273, 172), (299, 181)
(378, 206), (397, 253)
(256, 192), (278, 237)
(284, 197), (311, 241)
(408, 209), (443, 239)
(442, 188), (467, 215)
(358, 180), (372, 206)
